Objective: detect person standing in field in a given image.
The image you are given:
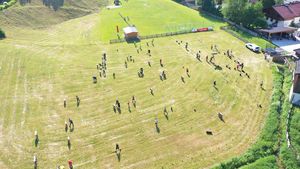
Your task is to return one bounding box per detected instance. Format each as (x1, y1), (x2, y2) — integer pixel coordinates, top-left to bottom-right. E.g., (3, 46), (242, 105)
(33, 155), (37, 169)
(76, 96), (80, 107)
(64, 98), (67, 108)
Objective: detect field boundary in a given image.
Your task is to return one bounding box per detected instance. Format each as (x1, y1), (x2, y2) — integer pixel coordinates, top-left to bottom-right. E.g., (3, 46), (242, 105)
(220, 26), (249, 44)
(109, 30), (193, 44)
(109, 29), (214, 44)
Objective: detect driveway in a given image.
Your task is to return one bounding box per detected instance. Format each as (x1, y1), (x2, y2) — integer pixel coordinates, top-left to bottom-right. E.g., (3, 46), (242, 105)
(272, 39), (300, 53)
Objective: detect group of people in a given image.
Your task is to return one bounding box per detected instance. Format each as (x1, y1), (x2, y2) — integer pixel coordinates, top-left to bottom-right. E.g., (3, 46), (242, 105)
(30, 37), (267, 168)
(97, 53), (108, 78)
(33, 96), (80, 168)
(125, 55), (135, 69)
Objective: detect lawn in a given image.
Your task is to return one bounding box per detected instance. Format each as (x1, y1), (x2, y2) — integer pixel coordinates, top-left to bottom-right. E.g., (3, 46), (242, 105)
(0, 0), (273, 168)
(95, 0), (225, 41)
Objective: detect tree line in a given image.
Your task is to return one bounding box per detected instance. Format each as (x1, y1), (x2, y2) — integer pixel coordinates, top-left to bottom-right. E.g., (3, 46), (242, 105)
(42, 0), (64, 11)
(200, 0), (283, 29)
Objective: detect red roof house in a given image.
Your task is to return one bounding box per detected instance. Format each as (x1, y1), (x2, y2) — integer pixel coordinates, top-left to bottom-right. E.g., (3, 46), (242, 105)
(264, 2), (300, 27)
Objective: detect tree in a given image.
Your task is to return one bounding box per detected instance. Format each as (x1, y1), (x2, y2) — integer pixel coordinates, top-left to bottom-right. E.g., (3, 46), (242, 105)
(222, 0), (267, 28)
(0, 28), (5, 39)
(262, 0), (275, 9)
(202, 0), (223, 16)
(42, 0), (64, 11)
(222, 0), (247, 24)
(202, 0), (215, 11)
(243, 2), (267, 28)
(262, 0), (283, 9)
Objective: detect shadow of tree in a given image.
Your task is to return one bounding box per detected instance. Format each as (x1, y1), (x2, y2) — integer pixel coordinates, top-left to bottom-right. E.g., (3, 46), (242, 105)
(19, 0), (31, 5)
(42, 0), (64, 11)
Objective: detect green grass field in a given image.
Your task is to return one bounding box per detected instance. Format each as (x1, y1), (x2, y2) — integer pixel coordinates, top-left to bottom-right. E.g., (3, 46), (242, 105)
(0, 0), (274, 168)
(95, 0), (225, 41)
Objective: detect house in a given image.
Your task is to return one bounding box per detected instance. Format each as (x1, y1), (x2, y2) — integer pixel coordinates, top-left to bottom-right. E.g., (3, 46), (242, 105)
(123, 26), (139, 40)
(264, 2), (300, 27)
(260, 26), (297, 39)
(290, 60), (300, 105)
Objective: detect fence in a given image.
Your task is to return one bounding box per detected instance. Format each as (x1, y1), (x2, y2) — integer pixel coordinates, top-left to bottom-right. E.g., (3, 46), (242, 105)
(139, 30), (193, 40)
(220, 26), (249, 43)
(109, 29), (197, 44)
(199, 9), (259, 37)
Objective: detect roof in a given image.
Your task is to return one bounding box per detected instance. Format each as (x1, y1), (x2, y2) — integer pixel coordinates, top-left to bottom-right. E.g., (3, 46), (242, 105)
(260, 27), (297, 34)
(267, 2), (300, 20)
(295, 60), (300, 74)
(123, 26), (138, 34)
(295, 48), (300, 55)
(265, 48), (287, 56)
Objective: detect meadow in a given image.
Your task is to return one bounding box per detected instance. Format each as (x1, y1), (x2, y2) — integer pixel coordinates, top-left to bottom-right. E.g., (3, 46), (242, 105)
(0, 0), (274, 168)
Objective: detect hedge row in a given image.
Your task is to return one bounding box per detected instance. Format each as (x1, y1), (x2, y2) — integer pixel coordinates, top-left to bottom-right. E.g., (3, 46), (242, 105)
(214, 66), (285, 169)
(0, 0), (16, 10)
(239, 155), (278, 169)
(278, 67), (300, 169)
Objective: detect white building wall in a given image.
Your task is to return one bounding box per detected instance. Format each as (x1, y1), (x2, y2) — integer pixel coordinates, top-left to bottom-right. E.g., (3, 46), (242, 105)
(294, 17), (300, 24)
(277, 20), (293, 27)
(266, 17), (300, 27)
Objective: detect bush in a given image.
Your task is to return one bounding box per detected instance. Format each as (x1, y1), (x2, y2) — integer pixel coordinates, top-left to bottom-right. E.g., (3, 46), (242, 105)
(240, 155), (278, 169)
(0, 28), (5, 39)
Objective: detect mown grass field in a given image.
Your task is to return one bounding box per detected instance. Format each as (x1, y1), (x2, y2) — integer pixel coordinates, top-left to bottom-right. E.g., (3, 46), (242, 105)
(0, 0), (273, 168)
(95, 0), (225, 41)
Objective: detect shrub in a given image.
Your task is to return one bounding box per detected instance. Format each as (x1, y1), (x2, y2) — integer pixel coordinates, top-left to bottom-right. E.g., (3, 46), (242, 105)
(0, 28), (5, 39)
(240, 155), (278, 169)
(0, 0), (17, 10)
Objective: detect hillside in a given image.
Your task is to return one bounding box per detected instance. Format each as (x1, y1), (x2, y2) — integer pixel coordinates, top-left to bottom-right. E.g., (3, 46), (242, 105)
(0, 0), (108, 28)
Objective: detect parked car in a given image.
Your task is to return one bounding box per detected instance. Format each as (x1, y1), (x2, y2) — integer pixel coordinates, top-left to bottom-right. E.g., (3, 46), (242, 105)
(245, 43), (260, 53)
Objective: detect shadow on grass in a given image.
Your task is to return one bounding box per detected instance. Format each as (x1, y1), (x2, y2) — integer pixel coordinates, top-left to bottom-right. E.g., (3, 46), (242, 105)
(156, 125), (160, 133)
(126, 38), (141, 44)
